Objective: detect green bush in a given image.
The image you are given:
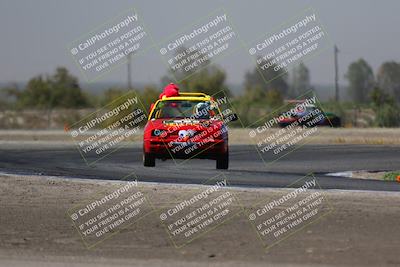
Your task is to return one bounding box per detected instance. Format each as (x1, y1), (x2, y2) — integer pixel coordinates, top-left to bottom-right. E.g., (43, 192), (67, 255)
(375, 104), (400, 127)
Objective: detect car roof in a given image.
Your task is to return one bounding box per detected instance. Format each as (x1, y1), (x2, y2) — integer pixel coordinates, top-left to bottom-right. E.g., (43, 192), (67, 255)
(148, 92), (215, 120)
(160, 96), (210, 101)
(159, 92), (212, 102)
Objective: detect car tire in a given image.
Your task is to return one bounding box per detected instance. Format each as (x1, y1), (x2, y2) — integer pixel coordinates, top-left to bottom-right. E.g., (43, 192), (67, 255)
(216, 150), (229, 169)
(143, 153), (155, 167)
(330, 117), (341, 127)
(278, 122), (288, 128)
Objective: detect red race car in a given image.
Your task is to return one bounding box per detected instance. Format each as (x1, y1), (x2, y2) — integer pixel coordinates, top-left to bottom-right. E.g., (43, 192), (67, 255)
(143, 86), (236, 169)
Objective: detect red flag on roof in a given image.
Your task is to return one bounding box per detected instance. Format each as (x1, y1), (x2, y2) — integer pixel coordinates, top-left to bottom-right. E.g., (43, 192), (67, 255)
(159, 83), (180, 99)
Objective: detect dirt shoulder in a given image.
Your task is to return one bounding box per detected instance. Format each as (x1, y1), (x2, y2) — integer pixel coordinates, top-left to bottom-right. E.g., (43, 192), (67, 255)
(0, 173), (400, 266)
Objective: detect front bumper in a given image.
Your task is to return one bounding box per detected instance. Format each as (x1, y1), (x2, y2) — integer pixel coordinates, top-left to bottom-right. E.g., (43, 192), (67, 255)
(144, 139), (227, 159)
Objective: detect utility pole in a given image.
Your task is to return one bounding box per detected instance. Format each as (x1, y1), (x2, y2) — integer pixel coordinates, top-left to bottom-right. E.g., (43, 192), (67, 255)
(127, 52), (132, 90)
(334, 45), (339, 102)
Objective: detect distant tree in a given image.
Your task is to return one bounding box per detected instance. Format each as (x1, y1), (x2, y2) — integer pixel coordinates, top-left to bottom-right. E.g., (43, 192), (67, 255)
(370, 86), (394, 108)
(345, 59), (374, 103)
(9, 67), (88, 109)
(377, 61), (400, 102)
(181, 65), (228, 97)
(14, 76), (52, 109)
(6, 67), (89, 128)
(51, 67), (88, 108)
(265, 89), (283, 108)
(290, 62), (310, 97)
(370, 86), (400, 127)
(244, 57), (288, 99)
(242, 84), (265, 102)
(234, 59), (287, 126)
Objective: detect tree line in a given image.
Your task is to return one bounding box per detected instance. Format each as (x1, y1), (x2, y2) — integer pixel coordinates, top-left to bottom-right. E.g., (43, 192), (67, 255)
(1, 48), (400, 127)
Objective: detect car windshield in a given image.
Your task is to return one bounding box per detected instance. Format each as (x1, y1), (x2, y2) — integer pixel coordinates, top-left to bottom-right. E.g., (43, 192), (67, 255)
(151, 100), (218, 119)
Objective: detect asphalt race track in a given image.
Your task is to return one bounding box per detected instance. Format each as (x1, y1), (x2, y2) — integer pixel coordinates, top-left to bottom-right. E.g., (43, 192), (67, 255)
(1, 143), (399, 192)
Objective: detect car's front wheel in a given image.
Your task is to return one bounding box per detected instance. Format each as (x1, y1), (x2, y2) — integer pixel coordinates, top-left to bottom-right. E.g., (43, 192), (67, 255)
(143, 153), (155, 167)
(216, 150), (229, 169)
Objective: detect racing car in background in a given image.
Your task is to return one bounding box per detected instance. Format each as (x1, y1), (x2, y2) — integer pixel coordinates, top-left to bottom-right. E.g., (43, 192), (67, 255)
(277, 100), (341, 128)
(143, 86), (237, 169)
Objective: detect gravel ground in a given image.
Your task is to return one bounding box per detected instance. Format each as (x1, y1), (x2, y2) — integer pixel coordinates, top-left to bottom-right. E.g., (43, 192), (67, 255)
(1, 173), (399, 266)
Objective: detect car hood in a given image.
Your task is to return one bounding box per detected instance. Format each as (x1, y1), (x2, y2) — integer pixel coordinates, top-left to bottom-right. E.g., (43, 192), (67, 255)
(149, 118), (221, 128)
